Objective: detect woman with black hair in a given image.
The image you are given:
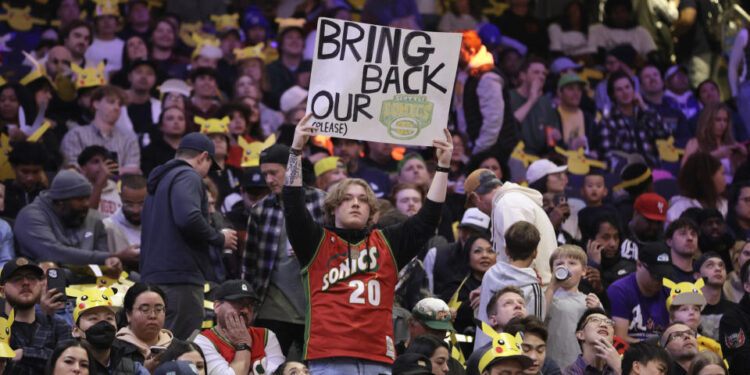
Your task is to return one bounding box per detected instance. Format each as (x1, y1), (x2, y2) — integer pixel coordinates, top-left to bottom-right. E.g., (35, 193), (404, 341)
(588, 0), (657, 56)
(405, 335), (451, 375)
(46, 339), (95, 375)
(158, 339), (207, 375)
(548, 1), (596, 61)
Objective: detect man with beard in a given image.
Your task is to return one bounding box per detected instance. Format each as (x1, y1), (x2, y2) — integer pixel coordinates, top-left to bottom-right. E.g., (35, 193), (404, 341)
(696, 208), (735, 272)
(194, 279), (284, 375)
(1, 258), (72, 375)
(103, 174), (146, 272)
(661, 322), (699, 375)
(70, 287), (149, 375)
(61, 20), (92, 68)
(13, 170), (123, 278)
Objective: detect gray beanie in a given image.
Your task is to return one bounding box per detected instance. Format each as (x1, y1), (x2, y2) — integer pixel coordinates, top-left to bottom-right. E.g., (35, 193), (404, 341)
(48, 170), (93, 200)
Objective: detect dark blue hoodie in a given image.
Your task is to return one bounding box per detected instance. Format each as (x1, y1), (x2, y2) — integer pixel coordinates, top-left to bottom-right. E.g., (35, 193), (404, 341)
(139, 159), (225, 285)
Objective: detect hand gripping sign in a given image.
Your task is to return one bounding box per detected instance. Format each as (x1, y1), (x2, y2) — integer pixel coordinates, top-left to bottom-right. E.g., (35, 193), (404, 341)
(306, 18), (461, 146)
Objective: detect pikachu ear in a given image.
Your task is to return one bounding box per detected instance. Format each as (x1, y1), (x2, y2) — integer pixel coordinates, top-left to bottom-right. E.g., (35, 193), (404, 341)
(65, 287), (83, 297)
(220, 116), (230, 124)
(194, 116), (206, 126)
(577, 147), (585, 154)
(663, 278), (676, 290)
(515, 332), (523, 343)
(232, 14), (239, 21)
(480, 321), (499, 340)
(262, 133), (277, 149)
(96, 61), (106, 72)
(694, 278), (705, 290)
(7, 309), (13, 325)
(71, 63), (83, 73)
(210, 15), (219, 21)
(237, 136), (250, 149)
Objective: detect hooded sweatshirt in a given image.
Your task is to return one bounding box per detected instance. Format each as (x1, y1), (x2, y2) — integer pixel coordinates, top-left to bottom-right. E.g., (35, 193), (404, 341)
(15, 192), (110, 265)
(491, 182), (557, 285)
(115, 326), (173, 358)
(474, 261), (543, 350)
(140, 159), (225, 285)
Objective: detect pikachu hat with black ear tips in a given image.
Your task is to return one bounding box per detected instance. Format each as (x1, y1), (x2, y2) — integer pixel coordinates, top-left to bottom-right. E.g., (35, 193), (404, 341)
(0, 310), (15, 358)
(663, 278), (707, 311)
(67, 287), (120, 324)
(478, 321), (534, 373)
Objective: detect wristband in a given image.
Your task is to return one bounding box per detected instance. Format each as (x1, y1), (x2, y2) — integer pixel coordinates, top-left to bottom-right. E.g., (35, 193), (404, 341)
(235, 343), (251, 352)
(290, 148), (303, 156)
(435, 166), (450, 173)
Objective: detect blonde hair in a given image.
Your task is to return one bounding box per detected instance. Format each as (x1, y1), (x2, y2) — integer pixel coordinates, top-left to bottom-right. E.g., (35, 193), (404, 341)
(549, 244), (588, 269)
(687, 351), (727, 375)
(323, 178), (379, 227)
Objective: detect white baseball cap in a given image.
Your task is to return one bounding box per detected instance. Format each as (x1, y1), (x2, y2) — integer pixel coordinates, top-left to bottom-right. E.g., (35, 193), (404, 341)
(458, 207), (491, 232)
(526, 159), (567, 185)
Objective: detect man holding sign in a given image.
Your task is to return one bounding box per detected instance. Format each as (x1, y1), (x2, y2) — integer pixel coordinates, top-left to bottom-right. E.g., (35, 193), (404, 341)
(283, 113), (452, 374)
(306, 17), (461, 148)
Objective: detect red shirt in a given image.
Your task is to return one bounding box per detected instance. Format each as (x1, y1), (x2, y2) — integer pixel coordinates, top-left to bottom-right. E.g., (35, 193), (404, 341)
(200, 326), (269, 373)
(303, 228), (398, 363)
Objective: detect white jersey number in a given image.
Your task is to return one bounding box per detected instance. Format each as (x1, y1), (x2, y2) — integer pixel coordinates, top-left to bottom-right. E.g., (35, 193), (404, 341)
(348, 279), (381, 306)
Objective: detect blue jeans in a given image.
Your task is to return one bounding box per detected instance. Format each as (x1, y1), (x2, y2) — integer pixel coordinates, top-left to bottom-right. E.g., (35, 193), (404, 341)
(309, 357), (392, 375)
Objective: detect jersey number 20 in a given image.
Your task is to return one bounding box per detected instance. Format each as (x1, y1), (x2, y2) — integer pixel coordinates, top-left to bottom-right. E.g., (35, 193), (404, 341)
(349, 279), (381, 306)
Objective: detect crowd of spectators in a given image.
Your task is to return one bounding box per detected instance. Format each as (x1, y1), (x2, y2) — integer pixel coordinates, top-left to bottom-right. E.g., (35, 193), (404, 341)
(3, 0), (750, 374)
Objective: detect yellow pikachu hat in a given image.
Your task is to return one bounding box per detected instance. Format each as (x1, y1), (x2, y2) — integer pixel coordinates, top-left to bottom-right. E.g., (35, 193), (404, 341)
(67, 287), (119, 323)
(276, 17), (306, 34)
(191, 33), (222, 59)
(238, 134), (276, 167)
(71, 61), (107, 90)
(0, 310), (14, 358)
(93, 0), (121, 17)
(478, 321), (533, 373)
(196, 116), (230, 135)
(234, 43), (268, 61)
(663, 278), (706, 311)
(211, 13), (240, 32)
(19, 51), (53, 87)
(0, 5), (46, 31)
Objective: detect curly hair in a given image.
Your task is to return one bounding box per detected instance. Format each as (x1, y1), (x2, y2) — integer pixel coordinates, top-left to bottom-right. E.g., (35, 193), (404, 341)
(323, 178), (379, 227)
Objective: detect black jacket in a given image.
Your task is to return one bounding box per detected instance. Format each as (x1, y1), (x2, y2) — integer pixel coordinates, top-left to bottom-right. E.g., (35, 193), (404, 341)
(140, 159), (225, 285)
(720, 293), (750, 375)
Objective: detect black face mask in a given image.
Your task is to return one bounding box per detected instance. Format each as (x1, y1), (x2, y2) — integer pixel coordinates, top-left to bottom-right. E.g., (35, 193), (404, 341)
(84, 320), (116, 349)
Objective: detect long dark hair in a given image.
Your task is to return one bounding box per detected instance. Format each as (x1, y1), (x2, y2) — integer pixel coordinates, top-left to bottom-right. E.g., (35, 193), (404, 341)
(158, 339), (206, 367)
(559, 0), (589, 33)
(405, 334), (449, 357)
(727, 180), (750, 239)
(678, 152), (724, 209)
(45, 339), (95, 375)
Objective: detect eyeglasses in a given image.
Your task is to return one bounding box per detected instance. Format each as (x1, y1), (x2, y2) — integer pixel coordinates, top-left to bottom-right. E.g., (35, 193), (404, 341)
(136, 304), (165, 316)
(584, 316), (616, 328)
(663, 329), (697, 347)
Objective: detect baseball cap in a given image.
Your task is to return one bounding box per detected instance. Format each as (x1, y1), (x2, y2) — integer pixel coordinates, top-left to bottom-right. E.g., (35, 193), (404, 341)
(633, 193), (668, 221)
(178, 133), (220, 171)
(0, 258), (43, 285)
(280, 85), (308, 113)
(127, 58), (156, 74)
(215, 279), (258, 301)
(457, 207), (491, 233)
(638, 241), (673, 279)
(526, 159), (567, 185)
(411, 297), (455, 331)
(71, 287), (119, 323)
(694, 251), (723, 272)
(557, 74), (585, 91)
(477, 22), (501, 48)
(663, 278), (706, 311)
(159, 79), (191, 98)
(392, 353), (433, 375)
(241, 167), (266, 188)
(550, 57), (582, 75)
(664, 65), (688, 81)
(398, 153), (425, 175)
(464, 169), (502, 207)
(314, 156), (344, 177)
(153, 361), (199, 375)
(259, 143), (290, 166)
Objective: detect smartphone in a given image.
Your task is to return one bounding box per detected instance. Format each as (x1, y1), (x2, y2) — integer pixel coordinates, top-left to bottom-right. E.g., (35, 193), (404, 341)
(46, 268), (66, 303)
(106, 151), (118, 164)
(553, 194), (567, 206)
(150, 346), (167, 355)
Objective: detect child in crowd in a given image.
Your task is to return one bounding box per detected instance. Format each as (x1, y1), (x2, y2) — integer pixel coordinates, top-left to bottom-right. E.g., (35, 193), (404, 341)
(663, 278), (724, 358)
(580, 172), (609, 207)
(544, 245), (601, 368)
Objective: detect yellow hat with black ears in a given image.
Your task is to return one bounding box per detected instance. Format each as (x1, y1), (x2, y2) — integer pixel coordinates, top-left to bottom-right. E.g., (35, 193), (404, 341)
(663, 278), (706, 311)
(20, 51), (54, 88)
(211, 13), (240, 32)
(191, 32), (222, 59)
(0, 4), (46, 31)
(67, 287), (119, 324)
(196, 116), (230, 135)
(275, 17), (306, 34)
(71, 61), (107, 90)
(0, 310), (14, 358)
(477, 321), (534, 373)
(92, 0), (122, 17)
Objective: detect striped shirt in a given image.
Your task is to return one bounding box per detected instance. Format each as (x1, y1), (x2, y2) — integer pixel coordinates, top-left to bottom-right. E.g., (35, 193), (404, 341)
(61, 123), (140, 168)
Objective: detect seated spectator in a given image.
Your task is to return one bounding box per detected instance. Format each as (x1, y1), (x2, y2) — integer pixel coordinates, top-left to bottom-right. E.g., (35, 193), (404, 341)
(621, 193), (668, 262)
(556, 74), (595, 151)
(547, 1), (596, 60)
(668, 152), (727, 221)
(687, 351), (728, 375)
(613, 160), (654, 226)
(156, 340), (206, 374)
(596, 71), (670, 167)
(545, 245), (601, 368)
(620, 342), (670, 375)
(510, 57), (561, 155)
(404, 335), (450, 375)
(3, 142), (47, 219)
(14, 170), (123, 276)
(110, 35), (149, 88)
(115, 283), (173, 373)
(266, 22), (307, 109)
(124, 58), (161, 137)
(77, 146), (121, 218)
(665, 218), (699, 282)
(194, 279), (284, 375)
(727, 182), (750, 242)
(661, 322), (699, 375)
(313, 156), (346, 192)
(103, 174), (145, 271)
(392, 353), (432, 375)
(593, 45), (640, 114)
(639, 64), (690, 143)
(274, 361), (311, 375)
(390, 183), (425, 218)
(69, 287), (149, 374)
(607, 241), (671, 342)
(440, 234), (496, 334)
(577, 171), (613, 214)
(723, 241), (750, 304)
(466, 286), (528, 375)
(141, 106), (186, 177)
(85, 7), (125, 73)
(663, 278), (723, 357)
(503, 315), (562, 375)
(695, 208), (735, 272)
(664, 66), (701, 120)
(438, 0), (486, 32)
(360, 141), (398, 175)
(588, 0), (656, 56)
(683, 103), (748, 182)
(186, 68), (221, 127)
(45, 339), (95, 375)
(203, 119), (242, 209)
(566, 308), (622, 374)
(693, 80), (748, 143)
(2, 258), (72, 374)
(476, 222), (544, 349)
(61, 85), (141, 174)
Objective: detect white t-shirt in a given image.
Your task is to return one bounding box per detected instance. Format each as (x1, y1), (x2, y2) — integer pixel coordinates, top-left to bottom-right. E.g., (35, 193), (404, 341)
(548, 23), (596, 56)
(588, 24), (657, 55)
(85, 37), (124, 73)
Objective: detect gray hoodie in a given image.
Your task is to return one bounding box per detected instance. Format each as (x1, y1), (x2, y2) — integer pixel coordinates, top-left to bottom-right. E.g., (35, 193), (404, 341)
(474, 261), (544, 350)
(15, 192), (110, 265)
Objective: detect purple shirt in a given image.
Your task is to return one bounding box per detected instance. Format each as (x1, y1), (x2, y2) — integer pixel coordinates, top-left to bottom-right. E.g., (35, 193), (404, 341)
(606, 273), (669, 341)
(563, 355), (618, 375)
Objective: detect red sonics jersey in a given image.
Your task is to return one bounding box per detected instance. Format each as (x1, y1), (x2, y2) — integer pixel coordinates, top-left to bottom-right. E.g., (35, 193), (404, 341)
(302, 228), (398, 363)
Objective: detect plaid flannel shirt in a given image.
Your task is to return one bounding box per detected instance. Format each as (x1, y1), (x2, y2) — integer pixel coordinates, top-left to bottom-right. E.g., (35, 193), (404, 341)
(7, 312), (73, 375)
(242, 186), (326, 300)
(597, 106), (671, 167)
